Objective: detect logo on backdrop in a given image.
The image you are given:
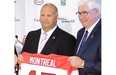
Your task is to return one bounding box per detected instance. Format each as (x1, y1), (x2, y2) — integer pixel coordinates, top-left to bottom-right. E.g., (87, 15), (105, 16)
(34, 18), (40, 22)
(60, 0), (66, 6)
(14, 17), (20, 22)
(59, 17), (75, 23)
(14, 0), (17, 3)
(34, 0), (44, 5)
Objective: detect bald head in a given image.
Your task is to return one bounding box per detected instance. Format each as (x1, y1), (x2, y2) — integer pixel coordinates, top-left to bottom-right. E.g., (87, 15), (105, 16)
(41, 3), (58, 14)
(40, 3), (58, 32)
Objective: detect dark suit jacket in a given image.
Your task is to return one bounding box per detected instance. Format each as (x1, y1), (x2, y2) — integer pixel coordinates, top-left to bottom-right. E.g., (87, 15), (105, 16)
(75, 20), (101, 75)
(22, 26), (76, 56)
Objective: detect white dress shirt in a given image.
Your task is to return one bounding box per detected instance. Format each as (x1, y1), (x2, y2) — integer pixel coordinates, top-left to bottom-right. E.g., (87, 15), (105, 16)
(37, 25), (57, 53)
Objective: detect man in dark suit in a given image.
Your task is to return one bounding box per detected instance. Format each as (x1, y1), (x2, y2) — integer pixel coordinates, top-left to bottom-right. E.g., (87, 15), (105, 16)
(68, 0), (101, 75)
(22, 27), (76, 55)
(18, 3), (76, 62)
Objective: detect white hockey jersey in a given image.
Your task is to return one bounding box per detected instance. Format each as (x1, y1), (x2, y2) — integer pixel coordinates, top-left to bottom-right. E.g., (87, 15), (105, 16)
(20, 52), (79, 75)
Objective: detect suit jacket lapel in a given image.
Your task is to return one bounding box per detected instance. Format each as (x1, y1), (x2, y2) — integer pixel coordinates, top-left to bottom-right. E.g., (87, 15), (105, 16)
(34, 29), (41, 53)
(77, 19), (101, 56)
(74, 28), (85, 55)
(41, 27), (59, 53)
(77, 32), (95, 56)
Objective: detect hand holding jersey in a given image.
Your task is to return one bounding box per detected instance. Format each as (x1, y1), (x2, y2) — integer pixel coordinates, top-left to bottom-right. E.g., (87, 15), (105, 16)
(19, 52), (79, 75)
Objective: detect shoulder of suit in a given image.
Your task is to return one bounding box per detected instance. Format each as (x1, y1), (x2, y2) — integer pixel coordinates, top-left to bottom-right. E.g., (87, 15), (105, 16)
(27, 29), (41, 36)
(58, 28), (75, 39)
(29, 29), (41, 33)
(78, 27), (85, 33)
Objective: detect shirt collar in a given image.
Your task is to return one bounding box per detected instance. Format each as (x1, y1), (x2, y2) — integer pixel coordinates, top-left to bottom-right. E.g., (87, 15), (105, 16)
(85, 18), (100, 35)
(41, 25), (57, 36)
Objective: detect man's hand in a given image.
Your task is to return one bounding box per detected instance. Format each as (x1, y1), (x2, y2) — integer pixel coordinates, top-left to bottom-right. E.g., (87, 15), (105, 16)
(68, 56), (84, 68)
(17, 54), (24, 64)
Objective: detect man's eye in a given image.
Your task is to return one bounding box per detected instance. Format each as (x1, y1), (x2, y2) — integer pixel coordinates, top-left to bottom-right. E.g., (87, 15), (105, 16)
(47, 15), (51, 17)
(41, 15), (44, 17)
(83, 11), (87, 14)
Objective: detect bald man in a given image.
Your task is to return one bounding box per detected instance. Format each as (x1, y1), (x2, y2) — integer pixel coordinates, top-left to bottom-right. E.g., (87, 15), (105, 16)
(18, 3), (76, 62)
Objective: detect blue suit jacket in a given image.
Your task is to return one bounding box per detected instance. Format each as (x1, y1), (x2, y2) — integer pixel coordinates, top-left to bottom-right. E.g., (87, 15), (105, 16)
(22, 26), (76, 56)
(75, 20), (101, 75)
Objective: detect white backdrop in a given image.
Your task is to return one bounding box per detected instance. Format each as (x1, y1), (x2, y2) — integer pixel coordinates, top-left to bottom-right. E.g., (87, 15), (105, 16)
(14, 0), (83, 51)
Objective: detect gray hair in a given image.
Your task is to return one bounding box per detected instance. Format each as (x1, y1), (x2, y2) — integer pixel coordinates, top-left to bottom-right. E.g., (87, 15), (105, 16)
(78, 0), (101, 16)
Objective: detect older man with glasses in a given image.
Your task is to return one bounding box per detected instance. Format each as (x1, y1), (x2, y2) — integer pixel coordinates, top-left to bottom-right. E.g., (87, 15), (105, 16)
(69, 0), (101, 75)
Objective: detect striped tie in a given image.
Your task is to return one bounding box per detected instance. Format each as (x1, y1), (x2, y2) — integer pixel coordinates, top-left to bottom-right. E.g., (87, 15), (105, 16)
(76, 30), (88, 54)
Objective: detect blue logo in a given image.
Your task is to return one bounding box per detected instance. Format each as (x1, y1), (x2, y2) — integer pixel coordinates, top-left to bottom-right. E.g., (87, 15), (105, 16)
(14, 0), (17, 3)
(34, 0), (44, 5)
(61, 0), (66, 6)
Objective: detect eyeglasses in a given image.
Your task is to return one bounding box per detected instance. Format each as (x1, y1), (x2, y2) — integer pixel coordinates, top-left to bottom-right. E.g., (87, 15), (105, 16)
(76, 10), (93, 17)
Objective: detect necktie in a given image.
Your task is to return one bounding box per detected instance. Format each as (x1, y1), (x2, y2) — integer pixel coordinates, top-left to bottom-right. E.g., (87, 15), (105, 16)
(38, 33), (47, 53)
(40, 33), (47, 43)
(76, 30), (88, 54)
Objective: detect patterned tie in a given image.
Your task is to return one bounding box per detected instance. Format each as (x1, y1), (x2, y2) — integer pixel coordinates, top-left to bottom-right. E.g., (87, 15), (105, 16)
(40, 33), (47, 43)
(76, 30), (88, 54)
(38, 33), (47, 53)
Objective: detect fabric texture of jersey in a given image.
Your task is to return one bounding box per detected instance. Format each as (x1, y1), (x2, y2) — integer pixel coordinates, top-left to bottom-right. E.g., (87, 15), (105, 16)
(20, 52), (78, 75)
